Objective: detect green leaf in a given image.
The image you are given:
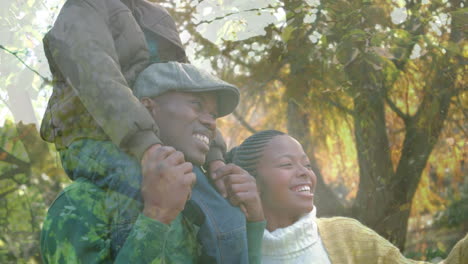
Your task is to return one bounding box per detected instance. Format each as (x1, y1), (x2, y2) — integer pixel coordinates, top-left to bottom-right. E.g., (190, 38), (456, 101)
(281, 26), (295, 43)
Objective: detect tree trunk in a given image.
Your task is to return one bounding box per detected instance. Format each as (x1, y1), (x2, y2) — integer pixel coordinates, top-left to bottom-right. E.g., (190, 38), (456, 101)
(391, 57), (457, 248)
(349, 83), (406, 247)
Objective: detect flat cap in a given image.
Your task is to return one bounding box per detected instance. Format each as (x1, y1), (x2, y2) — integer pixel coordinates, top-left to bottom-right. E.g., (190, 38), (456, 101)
(134, 62), (240, 117)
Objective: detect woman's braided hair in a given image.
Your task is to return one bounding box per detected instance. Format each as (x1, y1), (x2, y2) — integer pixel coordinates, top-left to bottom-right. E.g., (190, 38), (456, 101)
(226, 130), (285, 177)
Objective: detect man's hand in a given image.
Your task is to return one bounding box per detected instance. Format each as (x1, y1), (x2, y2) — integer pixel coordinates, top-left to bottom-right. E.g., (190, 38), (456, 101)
(212, 164), (264, 222)
(141, 144), (196, 224)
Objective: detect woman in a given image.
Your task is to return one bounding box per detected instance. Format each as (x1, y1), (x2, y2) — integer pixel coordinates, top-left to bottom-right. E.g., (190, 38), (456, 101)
(226, 130), (467, 264)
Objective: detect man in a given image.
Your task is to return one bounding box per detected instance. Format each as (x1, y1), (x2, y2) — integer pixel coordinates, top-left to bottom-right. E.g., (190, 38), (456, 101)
(41, 62), (266, 263)
(40, 0), (246, 261)
(41, 0), (226, 226)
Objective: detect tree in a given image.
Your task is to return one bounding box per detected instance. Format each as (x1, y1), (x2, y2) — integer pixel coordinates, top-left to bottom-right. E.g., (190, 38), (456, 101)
(161, 0), (466, 250)
(0, 121), (67, 262)
(0, 0), (67, 262)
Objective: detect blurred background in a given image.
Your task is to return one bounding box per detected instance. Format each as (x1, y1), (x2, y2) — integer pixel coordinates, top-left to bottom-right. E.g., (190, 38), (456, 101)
(0, 0), (466, 262)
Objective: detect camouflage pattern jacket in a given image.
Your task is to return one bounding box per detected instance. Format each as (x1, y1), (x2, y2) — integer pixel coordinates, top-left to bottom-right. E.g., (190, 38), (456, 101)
(40, 178), (201, 263)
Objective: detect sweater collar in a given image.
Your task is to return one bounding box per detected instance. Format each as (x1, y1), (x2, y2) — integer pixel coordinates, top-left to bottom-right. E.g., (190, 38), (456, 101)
(262, 207), (319, 256)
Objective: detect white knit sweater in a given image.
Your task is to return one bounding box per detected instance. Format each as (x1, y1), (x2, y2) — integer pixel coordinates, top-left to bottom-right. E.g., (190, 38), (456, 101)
(262, 207), (331, 264)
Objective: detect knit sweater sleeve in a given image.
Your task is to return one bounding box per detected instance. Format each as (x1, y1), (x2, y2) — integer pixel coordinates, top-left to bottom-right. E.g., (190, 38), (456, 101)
(317, 217), (468, 264)
(247, 220), (267, 264)
(441, 233), (468, 264)
(316, 217), (423, 264)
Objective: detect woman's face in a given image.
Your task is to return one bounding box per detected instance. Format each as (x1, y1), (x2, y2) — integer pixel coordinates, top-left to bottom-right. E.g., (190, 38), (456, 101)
(256, 135), (317, 220)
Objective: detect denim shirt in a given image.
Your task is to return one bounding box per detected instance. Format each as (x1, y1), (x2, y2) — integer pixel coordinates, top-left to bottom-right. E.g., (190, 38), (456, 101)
(186, 167), (249, 263)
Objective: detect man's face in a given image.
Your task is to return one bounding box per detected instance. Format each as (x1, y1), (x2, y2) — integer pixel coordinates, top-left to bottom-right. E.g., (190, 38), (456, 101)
(149, 91), (218, 165)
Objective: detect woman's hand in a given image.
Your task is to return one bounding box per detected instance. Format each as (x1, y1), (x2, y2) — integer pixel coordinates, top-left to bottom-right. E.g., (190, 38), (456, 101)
(212, 164), (264, 222)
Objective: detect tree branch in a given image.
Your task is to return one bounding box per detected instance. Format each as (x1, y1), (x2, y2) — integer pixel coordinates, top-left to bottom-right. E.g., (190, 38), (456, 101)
(452, 96), (468, 121)
(326, 97), (354, 116)
(221, 49), (252, 68)
(24, 192), (37, 234)
(0, 167), (27, 181)
(385, 96), (410, 123)
(194, 6), (278, 26)
(0, 188), (17, 200)
(0, 45), (52, 85)
(232, 110), (257, 134)
(0, 147), (29, 168)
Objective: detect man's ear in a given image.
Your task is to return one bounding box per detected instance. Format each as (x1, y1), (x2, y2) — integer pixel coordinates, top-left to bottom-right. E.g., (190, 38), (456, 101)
(140, 97), (156, 112)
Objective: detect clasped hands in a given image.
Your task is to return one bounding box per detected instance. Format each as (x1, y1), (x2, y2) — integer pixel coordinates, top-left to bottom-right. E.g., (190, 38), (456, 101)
(141, 144), (264, 224)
